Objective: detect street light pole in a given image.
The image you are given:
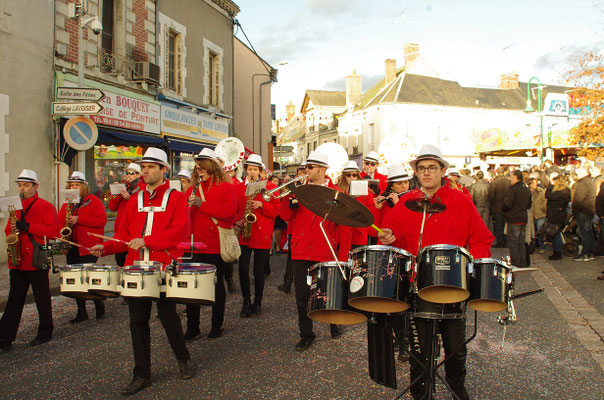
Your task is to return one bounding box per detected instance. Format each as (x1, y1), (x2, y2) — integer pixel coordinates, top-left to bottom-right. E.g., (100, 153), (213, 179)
(77, 7), (86, 173)
(524, 76), (544, 163)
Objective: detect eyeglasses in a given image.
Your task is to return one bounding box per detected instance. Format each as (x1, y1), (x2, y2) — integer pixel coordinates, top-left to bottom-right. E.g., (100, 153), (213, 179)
(304, 165), (316, 170)
(364, 161), (377, 166)
(416, 165), (441, 173)
(126, 171), (137, 175)
(345, 173), (358, 178)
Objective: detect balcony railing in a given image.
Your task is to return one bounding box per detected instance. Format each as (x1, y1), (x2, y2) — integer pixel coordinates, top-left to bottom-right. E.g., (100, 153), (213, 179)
(99, 48), (134, 78)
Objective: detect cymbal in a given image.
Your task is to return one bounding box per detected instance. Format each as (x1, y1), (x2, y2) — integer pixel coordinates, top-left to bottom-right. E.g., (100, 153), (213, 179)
(404, 197), (446, 214)
(293, 185), (374, 228)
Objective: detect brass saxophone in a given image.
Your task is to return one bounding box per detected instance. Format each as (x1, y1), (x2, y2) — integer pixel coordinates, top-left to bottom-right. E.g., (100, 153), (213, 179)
(241, 192), (258, 240)
(6, 205), (22, 266)
(60, 201), (73, 240)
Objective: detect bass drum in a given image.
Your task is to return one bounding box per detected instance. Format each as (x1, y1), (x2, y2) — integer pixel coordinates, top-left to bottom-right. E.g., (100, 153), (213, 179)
(468, 258), (511, 312)
(307, 262), (367, 325)
(416, 244), (472, 304)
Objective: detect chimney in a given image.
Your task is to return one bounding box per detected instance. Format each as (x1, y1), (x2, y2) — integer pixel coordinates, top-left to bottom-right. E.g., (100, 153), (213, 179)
(404, 43), (419, 66)
(499, 73), (519, 89)
(285, 100), (295, 122)
(385, 59), (396, 85)
(345, 69), (362, 106)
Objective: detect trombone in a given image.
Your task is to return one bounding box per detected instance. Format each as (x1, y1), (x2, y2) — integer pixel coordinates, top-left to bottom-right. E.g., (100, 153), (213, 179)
(260, 175), (308, 202)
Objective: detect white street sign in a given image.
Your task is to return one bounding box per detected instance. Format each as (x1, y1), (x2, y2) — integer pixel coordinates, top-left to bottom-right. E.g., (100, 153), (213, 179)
(56, 87), (105, 101)
(52, 102), (104, 115)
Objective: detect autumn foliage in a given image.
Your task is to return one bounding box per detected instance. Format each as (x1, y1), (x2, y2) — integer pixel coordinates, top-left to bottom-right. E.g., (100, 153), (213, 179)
(565, 52), (604, 160)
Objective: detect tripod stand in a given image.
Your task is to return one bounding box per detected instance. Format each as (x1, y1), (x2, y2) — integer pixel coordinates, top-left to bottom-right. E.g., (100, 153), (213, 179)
(395, 309), (478, 400)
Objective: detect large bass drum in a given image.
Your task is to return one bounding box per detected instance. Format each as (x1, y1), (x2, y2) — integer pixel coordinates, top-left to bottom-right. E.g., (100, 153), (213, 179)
(348, 245), (412, 313)
(416, 244), (472, 304)
(468, 258), (511, 312)
(307, 262), (367, 325)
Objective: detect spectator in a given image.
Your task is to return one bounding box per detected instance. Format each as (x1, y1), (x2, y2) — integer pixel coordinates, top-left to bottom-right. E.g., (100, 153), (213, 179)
(470, 170), (490, 228)
(545, 173), (571, 260)
(544, 159), (563, 177)
(572, 167), (596, 261)
(528, 177), (547, 253)
(447, 170), (471, 197)
(502, 170), (531, 267)
(592, 166), (604, 195)
(488, 167), (510, 247)
(459, 168), (475, 187)
(595, 185), (604, 266)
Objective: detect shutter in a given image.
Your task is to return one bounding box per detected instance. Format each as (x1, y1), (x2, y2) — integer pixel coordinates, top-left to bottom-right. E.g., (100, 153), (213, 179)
(214, 56), (220, 106)
(175, 33), (183, 94)
(164, 28), (170, 88)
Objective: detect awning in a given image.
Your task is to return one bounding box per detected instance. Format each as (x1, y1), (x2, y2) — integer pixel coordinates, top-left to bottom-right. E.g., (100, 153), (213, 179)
(165, 136), (215, 154)
(97, 129), (165, 145)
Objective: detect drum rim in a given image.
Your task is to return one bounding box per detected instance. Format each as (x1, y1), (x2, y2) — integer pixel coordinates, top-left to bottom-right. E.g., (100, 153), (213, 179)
(308, 261), (351, 272)
(349, 245), (413, 258)
(419, 244), (472, 260)
(178, 263), (215, 268)
(60, 263), (97, 270)
(87, 265), (120, 271)
(122, 268), (159, 275)
(472, 258), (511, 269)
(169, 266), (216, 275)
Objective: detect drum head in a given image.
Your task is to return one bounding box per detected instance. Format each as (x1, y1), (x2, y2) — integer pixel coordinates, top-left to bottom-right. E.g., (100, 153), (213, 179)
(61, 291), (105, 300)
(468, 299), (507, 312)
(307, 309), (367, 325)
(88, 289), (120, 298)
(348, 297), (409, 313)
(418, 285), (469, 304)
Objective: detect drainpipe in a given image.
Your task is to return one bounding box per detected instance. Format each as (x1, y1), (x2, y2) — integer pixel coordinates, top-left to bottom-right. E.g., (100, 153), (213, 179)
(258, 79), (272, 159)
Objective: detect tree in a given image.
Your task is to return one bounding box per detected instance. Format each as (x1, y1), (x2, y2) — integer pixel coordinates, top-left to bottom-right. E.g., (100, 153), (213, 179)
(565, 52), (604, 160)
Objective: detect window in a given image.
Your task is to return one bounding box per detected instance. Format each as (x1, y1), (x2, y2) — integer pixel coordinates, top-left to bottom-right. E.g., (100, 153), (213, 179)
(307, 143), (311, 157)
(101, 0), (114, 54)
(165, 29), (182, 94)
(208, 51), (220, 107)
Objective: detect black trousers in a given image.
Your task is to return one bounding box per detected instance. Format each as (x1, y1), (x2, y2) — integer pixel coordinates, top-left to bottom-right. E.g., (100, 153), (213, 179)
(493, 213), (506, 246)
(185, 253), (227, 332)
(408, 316), (467, 396)
(128, 296), (190, 380)
(115, 251), (128, 267)
(292, 259), (320, 339)
(0, 269), (53, 342)
(281, 235), (293, 288)
(238, 246), (269, 302)
(66, 247), (104, 313)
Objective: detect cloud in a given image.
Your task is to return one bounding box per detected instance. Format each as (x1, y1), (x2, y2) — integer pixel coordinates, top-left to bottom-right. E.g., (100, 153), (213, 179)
(534, 40), (604, 70)
(305, 0), (368, 17)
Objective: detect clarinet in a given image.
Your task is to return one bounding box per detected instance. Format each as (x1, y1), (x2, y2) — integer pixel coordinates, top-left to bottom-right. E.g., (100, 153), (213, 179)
(188, 180), (201, 206)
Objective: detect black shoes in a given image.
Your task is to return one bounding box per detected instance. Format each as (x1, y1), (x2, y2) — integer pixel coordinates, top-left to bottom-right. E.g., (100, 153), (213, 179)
(69, 310), (88, 324)
(226, 277), (236, 294)
(447, 381), (471, 400)
(0, 340), (11, 352)
(277, 284), (291, 294)
(549, 251), (563, 260)
(120, 377), (152, 396)
(240, 299), (251, 318)
(178, 359), (195, 380)
(207, 326), (223, 339)
(183, 330), (201, 342)
(249, 300), (262, 317)
(330, 325), (342, 339)
(29, 335), (52, 346)
(295, 337), (314, 351)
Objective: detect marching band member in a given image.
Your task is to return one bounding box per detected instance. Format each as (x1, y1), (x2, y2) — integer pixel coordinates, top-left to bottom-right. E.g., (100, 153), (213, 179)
(176, 169), (192, 192)
(234, 154), (280, 318)
(379, 144), (493, 400)
(216, 151), (238, 293)
(108, 163), (143, 268)
(58, 172), (107, 323)
(281, 151), (351, 351)
(337, 160), (377, 249)
(374, 164), (412, 223)
(90, 148), (194, 396)
(360, 150), (388, 195)
(183, 148), (237, 340)
(0, 170), (60, 351)
(447, 170), (472, 197)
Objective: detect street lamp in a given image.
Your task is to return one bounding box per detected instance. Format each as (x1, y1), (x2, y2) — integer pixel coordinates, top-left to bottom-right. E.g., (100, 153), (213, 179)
(524, 76), (544, 163)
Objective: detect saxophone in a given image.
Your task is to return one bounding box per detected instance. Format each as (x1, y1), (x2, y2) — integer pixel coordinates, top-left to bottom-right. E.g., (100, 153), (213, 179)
(241, 192), (258, 240)
(60, 201), (73, 240)
(6, 205), (22, 266)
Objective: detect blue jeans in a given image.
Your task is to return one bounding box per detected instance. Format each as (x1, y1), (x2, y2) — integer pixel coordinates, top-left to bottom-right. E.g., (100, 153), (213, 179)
(575, 213), (595, 255)
(534, 218), (546, 250)
(553, 232), (562, 252)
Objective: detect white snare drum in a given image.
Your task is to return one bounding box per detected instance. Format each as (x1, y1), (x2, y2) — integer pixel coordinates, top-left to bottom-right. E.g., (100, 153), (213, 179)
(166, 263), (216, 304)
(120, 266), (163, 300)
(87, 265), (121, 298)
(59, 264), (103, 299)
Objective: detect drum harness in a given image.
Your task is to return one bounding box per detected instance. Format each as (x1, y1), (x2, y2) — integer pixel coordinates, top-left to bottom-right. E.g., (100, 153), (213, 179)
(137, 188), (173, 265)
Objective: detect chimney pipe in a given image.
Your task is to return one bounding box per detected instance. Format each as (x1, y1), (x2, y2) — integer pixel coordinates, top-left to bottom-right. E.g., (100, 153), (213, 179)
(499, 73), (519, 89)
(385, 59), (396, 85)
(404, 43), (419, 66)
(345, 69), (362, 106)
(285, 100), (295, 122)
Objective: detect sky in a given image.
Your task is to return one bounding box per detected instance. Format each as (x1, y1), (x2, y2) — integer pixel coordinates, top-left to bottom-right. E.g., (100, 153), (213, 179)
(233, 0), (604, 120)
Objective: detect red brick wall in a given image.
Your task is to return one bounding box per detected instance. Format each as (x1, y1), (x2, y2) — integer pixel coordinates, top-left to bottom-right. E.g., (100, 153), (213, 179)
(131, 0), (148, 62)
(64, 0), (89, 65)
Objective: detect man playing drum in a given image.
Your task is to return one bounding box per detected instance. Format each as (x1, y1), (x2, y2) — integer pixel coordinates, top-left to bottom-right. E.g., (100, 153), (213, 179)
(379, 144), (493, 400)
(90, 148), (194, 396)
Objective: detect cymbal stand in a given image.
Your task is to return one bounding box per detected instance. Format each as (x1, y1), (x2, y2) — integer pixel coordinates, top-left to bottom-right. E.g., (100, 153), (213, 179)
(319, 199), (348, 281)
(395, 310), (478, 400)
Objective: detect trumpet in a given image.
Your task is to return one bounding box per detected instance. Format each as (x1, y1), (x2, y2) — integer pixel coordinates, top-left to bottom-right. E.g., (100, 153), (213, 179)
(260, 175), (308, 202)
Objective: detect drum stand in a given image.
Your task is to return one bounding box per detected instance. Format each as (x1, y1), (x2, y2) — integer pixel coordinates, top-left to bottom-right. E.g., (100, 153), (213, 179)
(395, 310), (478, 400)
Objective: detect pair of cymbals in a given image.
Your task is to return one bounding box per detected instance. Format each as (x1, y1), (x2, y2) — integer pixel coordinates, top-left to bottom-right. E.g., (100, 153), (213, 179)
(293, 185), (445, 228)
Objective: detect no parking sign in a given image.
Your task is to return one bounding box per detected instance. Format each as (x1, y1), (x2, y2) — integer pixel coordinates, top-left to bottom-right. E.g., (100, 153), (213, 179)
(63, 116), (98, 150)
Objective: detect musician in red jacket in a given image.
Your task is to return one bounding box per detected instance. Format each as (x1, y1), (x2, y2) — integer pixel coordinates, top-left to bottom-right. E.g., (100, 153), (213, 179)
(183, 148), (237, 340)
(374, 164), (412, 226)
(447, 170), (472, 198)
(90, 148), (194, 396)
(215, 151), (238, 292)
(379, 144), (493, 400)
(360, 150), (388, 195)
(107, 163), (143, 268)
(0, 170), (60, 351)
(281, 151), (352, 351)
(58, 172), (107, 323)
(234, 154), (280, 318)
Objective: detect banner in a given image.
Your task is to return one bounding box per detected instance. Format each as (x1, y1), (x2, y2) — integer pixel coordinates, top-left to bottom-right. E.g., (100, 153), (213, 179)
(161, 106), (228, 143)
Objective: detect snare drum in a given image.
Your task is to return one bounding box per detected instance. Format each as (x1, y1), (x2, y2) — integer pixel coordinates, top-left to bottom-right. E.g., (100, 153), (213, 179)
(348, 245), (412, 313)
(409, 294), (466, 320)
(468, 258), (511, 312)
(307, 262), (367, 325)
(166, 263), (216, 304)
(120, 266), (162, 300)
(416, 244), (472, 304)
(87, 265), (121, 298)
(59, 264), (103, 299)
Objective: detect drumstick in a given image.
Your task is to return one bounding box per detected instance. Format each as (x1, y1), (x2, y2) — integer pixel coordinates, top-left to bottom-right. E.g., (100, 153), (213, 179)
(87, 231), (128, 244)
(57, 237), (91, 252)
(370, 224), (384, 234)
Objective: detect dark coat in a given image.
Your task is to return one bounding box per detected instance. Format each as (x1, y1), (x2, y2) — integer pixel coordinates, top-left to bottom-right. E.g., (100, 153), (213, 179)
(596, 187), (604, 217)
(502, 181), (532, 224)
(572, 176), (595, 217)
(545, 184), (571, 225)
(488, 175), (510, 214)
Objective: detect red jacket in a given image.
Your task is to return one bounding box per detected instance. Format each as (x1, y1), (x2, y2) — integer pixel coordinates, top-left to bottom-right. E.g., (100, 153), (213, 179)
(281, 181), (352, 262)
(186, 178), (237, 254)
(381, 186), (494, 259)
(235, 180), (280, 249)
(58, 194), (107, 256)
(103, 181), (191, 267)
(349, 191), (378, 246)
(4, 193), (60, 271)
(108, 180), (145, 234)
